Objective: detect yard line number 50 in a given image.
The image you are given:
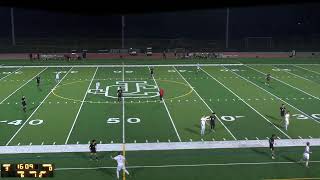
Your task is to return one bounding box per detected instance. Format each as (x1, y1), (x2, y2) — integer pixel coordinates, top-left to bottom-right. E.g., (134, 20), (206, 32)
(107, 117), (141, 124)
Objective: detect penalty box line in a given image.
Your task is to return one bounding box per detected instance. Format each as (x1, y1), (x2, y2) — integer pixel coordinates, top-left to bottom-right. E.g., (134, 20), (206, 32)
(1, 138), (320, 154)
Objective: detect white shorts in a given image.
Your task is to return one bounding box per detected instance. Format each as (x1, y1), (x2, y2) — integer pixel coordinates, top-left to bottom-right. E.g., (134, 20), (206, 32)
(96, 86), (99, 90)
(117, 164), (125, 172)
(303, 153), (309, 161)
(285, 120), (289, 125)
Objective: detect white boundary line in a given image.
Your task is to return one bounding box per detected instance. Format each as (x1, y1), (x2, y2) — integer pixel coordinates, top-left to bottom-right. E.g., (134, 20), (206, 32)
(55, 160), (320, 170)
(173, 66), (237, 140)
(224, 66), (320, 124)
(0, 64), (244, 68)
(6, 67), (73, 146)
(65, 67), (99, 144)
(0, 67), (48, 104)
(246, 65), (320, 101)
(201, 67), (291, 139)
(148, 66), (182, 142)
(1, 63), (320, 69)
(122, 65), (125, 144)
(294, 65), (320, 76)
(1, 138), (319, 154)
(0, 67), (23, 81)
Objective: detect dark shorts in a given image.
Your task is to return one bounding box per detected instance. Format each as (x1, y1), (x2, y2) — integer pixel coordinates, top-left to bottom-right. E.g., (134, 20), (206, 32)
(269, 144), (274, 150)
(90, 148), (96, 153)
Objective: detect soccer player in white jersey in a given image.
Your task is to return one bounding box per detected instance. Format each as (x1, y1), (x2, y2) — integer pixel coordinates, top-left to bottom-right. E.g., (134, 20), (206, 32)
(95, 81), (100, 94)
(200, 115), (209, 136)
(284, 111), (290, 131)
(300, 142), (312, 168)
(55, 71), (61, 83)
(196, 63), (200, 73)
(111, 152), (129, 179)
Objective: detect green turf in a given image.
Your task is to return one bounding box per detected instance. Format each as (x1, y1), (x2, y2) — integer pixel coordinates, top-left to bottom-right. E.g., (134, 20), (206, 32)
(0, 147), (319, 180)
(0, 59), (320, 179)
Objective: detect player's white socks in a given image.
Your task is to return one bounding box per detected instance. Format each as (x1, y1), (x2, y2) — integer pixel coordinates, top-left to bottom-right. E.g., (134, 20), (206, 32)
(117, 171), (119, 179)
(306, 161), (309, 167)
(125, 169), (129, 175)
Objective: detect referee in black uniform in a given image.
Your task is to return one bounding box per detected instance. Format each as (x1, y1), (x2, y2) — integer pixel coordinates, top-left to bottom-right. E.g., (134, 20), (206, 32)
(150, 67), (154, 78)
(89, 139), (98, 161)
(209, 112), (216, 132)
(21, 96), (27, 112)
(269, 134), (276, 159)
(36, 76), (41, 87)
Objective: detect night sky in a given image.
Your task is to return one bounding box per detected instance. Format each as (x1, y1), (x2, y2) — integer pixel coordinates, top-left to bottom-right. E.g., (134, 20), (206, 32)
(0, 3), (319, 39)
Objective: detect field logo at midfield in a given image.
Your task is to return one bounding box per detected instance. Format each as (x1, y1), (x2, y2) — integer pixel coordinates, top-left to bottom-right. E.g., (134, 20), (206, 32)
(88, 81), (159, 99)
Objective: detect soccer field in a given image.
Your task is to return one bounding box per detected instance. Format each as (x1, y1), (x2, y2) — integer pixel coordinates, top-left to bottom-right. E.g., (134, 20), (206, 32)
(0, 61), (320, 179)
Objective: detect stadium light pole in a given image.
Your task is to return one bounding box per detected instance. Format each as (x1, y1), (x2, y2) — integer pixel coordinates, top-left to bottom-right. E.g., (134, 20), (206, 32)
(10, 8), (16, 46)
(121, 15), (125, 49)
(225, 8), (229, 49)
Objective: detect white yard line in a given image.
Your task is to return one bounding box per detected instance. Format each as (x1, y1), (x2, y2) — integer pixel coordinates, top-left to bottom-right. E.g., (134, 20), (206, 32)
(0, 67), (23, 81)
(55, 160), (320, 170)
(224, 66), (320, 124)
(246, 65), (320, 101)
(6, 67), (73, 146)
(200, 67), (291, 139)
(278, 66), (316, 83)
(173, 66), (237, 140)
(148, 67), (182, 142)
(122, 65), (125, 144)
(65, 67), (99, 144)
(0, 67), (48, 104)
(293, 64), (320, 77)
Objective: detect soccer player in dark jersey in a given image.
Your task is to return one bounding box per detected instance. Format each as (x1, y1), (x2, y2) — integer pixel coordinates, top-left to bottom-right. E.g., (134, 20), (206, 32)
(265, 73), (271, 86)
(209, 112), (216, 132)
(117, 87), (123, 102)
(269, 134), (276, 159)
(89, 139), (98, 161)
(150, 67), (154, 78)
(280, 104), (286, 121)
(163, 51), (166, 59)
(21, 96), (27, 112)
(36, 76), (40, 87)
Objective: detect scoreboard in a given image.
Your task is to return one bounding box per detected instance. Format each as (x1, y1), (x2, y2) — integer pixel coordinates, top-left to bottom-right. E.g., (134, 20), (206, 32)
(1, 164), (54, 178)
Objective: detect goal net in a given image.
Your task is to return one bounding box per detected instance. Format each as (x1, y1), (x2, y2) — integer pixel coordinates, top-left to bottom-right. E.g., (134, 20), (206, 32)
(244, 37), (273, 50)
